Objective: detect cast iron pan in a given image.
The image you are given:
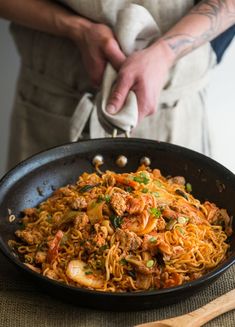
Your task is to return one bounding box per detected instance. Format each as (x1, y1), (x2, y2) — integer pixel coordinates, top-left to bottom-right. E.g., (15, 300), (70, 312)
(0, 138), (235, 311)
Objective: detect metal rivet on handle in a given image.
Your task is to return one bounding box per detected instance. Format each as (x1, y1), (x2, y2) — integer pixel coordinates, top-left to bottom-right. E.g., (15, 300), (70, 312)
(140, 156), (151, 166)
(116, 155), (128, 168)
(92, 155), (104, 166)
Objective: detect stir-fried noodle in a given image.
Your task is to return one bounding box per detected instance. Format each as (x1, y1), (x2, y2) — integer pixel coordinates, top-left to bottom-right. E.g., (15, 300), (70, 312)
(9, 166), (232, 291)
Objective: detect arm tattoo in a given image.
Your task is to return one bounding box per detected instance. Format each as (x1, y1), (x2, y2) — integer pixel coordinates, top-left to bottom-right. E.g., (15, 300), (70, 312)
(162, 0), (235, 59)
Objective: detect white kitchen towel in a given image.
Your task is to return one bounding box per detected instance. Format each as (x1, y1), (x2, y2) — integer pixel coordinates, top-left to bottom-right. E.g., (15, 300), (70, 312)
(92, 4), (161, 136)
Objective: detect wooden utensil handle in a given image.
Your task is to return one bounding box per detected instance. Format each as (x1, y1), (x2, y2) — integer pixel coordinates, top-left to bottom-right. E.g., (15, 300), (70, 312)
(177, 288), (235, 327)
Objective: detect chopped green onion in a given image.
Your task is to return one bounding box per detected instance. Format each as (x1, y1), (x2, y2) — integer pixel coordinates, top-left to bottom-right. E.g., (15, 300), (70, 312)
(133, 172), (149, 185)
(85, 271), (93, 275)
(152, 192), (160, 198)
(177, 216), (189, 224)
(186, 183), (192, 193)
(149, 237), (157, 243)
(125, 186), (133, 193)
(175, 226), (185, 234)
(154, 180), (162, 187)
(141, 188), (148, 193)
(146, 260), (154, 268)
(104, 195), (111, 203)
(97, 194), (111, 203)
(149, 207), (161, 218)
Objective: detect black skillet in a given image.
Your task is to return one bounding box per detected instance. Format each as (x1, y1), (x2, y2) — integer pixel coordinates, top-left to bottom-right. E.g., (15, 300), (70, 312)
(0, 138), (235, 311)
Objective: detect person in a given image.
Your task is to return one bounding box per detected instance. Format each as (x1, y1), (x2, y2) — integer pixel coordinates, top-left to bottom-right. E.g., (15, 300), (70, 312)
(0, 0), (235, 169)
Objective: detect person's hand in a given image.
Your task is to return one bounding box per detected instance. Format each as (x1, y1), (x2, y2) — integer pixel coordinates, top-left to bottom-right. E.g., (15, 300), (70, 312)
(106, 40), (176, 122)
(70, 18), (126, 87)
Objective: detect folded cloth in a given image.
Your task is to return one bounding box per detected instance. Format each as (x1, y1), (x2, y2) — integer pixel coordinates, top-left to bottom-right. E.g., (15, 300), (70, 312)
(91, 4), (161, 136)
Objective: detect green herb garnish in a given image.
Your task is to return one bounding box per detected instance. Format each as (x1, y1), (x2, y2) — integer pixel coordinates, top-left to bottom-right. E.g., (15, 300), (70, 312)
(104, 195), (111, 203)
(149, 207), (161, 218)
(79, 184), (98, 193)
(154, 180), (162, 187)
(149, 237), (157, 243)
(97, 194), (111, 203)
(120, 258), (128, 265)
(125, 186), (133, 193)
(146, 260), (154, 268)
(175, 226), (185, 234)
(100, 244), (108, 251)
(177, 216), (189, 224)
(133, 172), (149, 185)
(141, 188), (148, 193)
(152, 192), (160, 197)
(97, 195), (104, 203)
(186, 183), (192, 193)
(110, 215), (123, 229)
(85, 271), (93, 275)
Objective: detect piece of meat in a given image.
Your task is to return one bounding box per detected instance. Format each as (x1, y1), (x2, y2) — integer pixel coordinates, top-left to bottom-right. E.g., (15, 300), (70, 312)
(69, 196), (87, 210)
(126, 196), (145, 215)
(162, 208), (178, 220)
(162, 272), (183, 288)
(115, 228), (142, 251)
(167, 176), (186, 186)
(15, 229), (43, 245)
(142, 233), (171, 256)
(74, 212), (89, 230)
(204, 201), (231, 227)
(35, 251), (47, 264)
(135, 272), (152, 290)
(21, 208), (38, 224)
(110, 192), (127, 216)
(156, 217), (166, 231)
(23, 208), (37, 217)
(152, 169), (161, 178)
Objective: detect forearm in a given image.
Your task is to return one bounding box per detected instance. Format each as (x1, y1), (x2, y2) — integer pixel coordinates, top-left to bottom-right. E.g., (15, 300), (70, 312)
(0, 0), (90, 40)
(158, 0), (235, 61)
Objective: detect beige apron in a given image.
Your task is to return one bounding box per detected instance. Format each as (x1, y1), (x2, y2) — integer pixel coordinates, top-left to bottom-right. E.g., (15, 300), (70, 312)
(8, 0), (216, 169)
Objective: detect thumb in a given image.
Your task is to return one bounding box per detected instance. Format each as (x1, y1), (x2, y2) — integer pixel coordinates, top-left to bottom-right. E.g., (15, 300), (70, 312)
(106, 74), (131, 115)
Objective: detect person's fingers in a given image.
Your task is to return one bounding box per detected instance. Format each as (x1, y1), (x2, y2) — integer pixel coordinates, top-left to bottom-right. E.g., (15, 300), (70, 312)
(90, 58), (106, 86)
(84, 52), (106, 87)
(106, 73), (132, 114)
(133, 82), (156, 123)
(104, 39), (126, 71)
(86, 39), (125, 87)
